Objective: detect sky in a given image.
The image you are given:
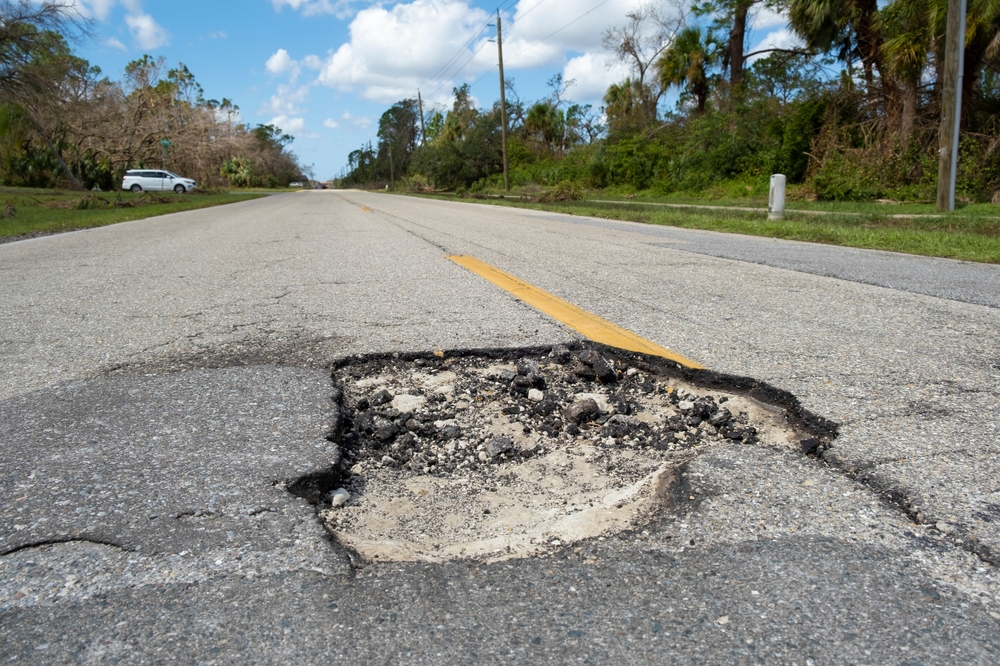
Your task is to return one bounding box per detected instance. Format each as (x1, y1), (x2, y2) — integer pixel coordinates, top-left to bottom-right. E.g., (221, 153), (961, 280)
(68, 0), (798, 179)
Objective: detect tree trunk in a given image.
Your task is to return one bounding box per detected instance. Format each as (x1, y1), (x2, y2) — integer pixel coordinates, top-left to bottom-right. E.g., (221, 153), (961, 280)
(729, 1), (751, 87)
(41, 134), (85, 190)
(900, 80), (917, 144)
(854, 0), (881, 94)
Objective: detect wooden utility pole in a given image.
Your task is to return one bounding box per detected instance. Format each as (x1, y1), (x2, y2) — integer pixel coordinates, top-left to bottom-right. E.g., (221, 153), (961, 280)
(387, 134), (395, 188)
(496, 9), (510, 192)
(417, 89), (427, 146)
(937, 0), (967, 211)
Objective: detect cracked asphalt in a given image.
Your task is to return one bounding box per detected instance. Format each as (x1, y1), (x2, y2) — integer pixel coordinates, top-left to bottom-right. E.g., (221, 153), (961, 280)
(2, 190), (999, 664)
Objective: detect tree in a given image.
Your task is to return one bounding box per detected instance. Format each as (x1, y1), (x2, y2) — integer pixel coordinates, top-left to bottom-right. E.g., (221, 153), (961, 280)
(525, 101), (565, 154)
(788, 0), (885, 93)
(658, 26), (720, 113)
(439, 84), (477, 143)
(603, 1), (689, 128)
(0, 0), (89, 93)
(879, 0), (932, 141)
(603, 78), (644, 134)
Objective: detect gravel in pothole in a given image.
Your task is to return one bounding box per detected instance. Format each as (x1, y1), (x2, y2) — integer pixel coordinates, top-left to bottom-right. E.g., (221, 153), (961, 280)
(320, 345), (803, 563)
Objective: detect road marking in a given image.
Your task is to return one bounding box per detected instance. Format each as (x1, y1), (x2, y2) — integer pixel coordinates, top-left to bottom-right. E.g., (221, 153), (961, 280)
(448, 255), (703, 369)
(360, 206), (373, 213)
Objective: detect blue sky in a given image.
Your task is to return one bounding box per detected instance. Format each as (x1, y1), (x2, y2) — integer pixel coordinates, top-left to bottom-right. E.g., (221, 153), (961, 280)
(70, 0), (796, 179)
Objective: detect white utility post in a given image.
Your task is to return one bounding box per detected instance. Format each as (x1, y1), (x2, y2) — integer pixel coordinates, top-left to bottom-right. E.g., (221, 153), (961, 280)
(769, 174), (786, 220)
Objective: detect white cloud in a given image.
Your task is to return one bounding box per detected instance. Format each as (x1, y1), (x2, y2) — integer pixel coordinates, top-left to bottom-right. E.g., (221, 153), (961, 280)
(105, 36), (127, 51)
(563, 52), (630, 103)
(265, 49), (324, 84)
(340, 111), (371, 129)
(312, 0), (650, 103)
(259, 84), (312, 115)
(316, 0), (491, 102)
(323, 118), (339, 129)
(750, 6), (788, 31)
(62, 0), (117, 21)
(209, 31), (228, 39)
(266, 49), (300, 79)
(269, 115), (320, 138)
(271, 0), (356, 19)
(746, 28), (804, 64)
(496, 0), (642, 69)
(122, 0), (169, 49)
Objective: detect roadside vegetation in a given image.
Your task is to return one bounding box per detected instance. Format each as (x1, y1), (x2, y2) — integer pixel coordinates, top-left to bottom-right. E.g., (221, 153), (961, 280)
(417, 194), (1000, 263)
(0, 187), (267, 241)
(0, 1), (307, 194)
(338, 0), (1000, 261)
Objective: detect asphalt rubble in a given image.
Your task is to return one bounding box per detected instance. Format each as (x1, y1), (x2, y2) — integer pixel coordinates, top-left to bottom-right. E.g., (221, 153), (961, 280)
(318, 344), (818, 563)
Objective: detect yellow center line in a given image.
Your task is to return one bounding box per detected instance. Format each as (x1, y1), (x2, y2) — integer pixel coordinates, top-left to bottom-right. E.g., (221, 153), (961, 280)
(448, 255), (704, 369)
(360, 206), (373, 213)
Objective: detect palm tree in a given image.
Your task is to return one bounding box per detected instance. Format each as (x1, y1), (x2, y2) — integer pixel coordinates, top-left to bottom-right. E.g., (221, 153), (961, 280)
(525, 102), (565, 155)
(657, 26), (717, 113)
(788, 0), (884, 93)
(879, 0), (932, 142)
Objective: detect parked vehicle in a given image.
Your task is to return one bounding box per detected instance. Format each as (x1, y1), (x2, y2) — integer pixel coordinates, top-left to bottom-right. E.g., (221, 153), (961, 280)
(289, 181), (304, 188)
(122, 170), (197, 194)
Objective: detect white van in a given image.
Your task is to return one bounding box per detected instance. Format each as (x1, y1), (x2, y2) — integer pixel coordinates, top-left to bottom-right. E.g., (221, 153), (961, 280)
(122, 170), (197, 193)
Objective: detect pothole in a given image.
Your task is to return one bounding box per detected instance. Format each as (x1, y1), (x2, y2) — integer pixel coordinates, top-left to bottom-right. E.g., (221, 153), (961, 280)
(319, 344), (828, 563)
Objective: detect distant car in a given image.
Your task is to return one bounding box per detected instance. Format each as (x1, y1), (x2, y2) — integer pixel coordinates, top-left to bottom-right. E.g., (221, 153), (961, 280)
(288, 182), (304, 188)
(122, 169), (197, 194)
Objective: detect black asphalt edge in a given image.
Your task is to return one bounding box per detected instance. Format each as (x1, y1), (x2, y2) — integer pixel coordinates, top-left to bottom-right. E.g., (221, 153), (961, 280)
(1, 537), (132, 558)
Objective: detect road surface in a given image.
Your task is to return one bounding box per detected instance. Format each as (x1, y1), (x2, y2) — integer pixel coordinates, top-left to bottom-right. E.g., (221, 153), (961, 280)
(2, 191), (999, 664)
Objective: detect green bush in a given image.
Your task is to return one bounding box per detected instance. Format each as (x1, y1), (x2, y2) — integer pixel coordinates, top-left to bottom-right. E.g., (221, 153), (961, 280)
(811, 151), (884, 200)
(537, 180), (584, 202)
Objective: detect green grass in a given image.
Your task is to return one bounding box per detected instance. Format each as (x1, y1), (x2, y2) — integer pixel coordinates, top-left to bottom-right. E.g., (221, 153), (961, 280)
(410, 193), (1000, 264)
(603, 192), (999, 217)
(0, 187), (267, 241)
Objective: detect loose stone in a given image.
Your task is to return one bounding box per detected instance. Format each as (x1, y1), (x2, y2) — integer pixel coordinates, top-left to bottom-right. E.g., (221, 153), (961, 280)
(563, 398), (600, 424)
(370, 389), (393, 407)
(331, 488), (351, 508)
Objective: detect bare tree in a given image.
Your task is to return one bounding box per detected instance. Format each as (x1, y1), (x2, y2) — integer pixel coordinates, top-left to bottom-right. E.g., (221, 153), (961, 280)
(0, 1), (90, 92)
(602, 0), (690, 124)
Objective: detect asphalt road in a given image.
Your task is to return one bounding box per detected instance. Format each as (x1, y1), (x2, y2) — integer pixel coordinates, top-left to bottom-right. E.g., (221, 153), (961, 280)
(2, 191), (999, 664)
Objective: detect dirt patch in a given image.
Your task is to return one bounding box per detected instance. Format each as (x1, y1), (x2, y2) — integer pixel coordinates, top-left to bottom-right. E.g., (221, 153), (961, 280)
(319, 345), (817, 563)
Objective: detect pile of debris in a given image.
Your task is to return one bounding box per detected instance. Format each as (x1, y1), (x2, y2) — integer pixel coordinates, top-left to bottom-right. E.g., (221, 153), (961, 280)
(316, 345), (784, 563)
(336, 346), (755, 479)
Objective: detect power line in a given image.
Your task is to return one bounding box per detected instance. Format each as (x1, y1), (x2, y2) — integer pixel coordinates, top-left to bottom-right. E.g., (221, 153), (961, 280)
(467, 0), (614, 89)
(420, 0), (520, 92)
(422, 16), (495, 87)
(507, 0), (550, 28)
(425, 40), (493, 99)
(422, 0), (603, 107)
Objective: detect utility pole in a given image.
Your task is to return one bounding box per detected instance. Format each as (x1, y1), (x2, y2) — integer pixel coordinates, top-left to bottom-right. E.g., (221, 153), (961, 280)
(496, 9), (510, 192)
(937, 0), (967, 211)
(387, 132), (395, 188)
(418, 89), (427, 146)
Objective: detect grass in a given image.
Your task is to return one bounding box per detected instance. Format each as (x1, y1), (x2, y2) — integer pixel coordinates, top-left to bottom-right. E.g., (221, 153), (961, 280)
(0, 187), (268, 241)
(610, 192), (999, 217)
(403, 192), (1000, 264)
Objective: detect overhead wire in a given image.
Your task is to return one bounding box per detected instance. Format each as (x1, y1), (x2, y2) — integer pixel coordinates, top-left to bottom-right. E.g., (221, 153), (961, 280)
(506, 0), (550, 28)
(467, 0), (614, 90)
(420, 0), (520, 94)
(421, 0), (565, 102)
